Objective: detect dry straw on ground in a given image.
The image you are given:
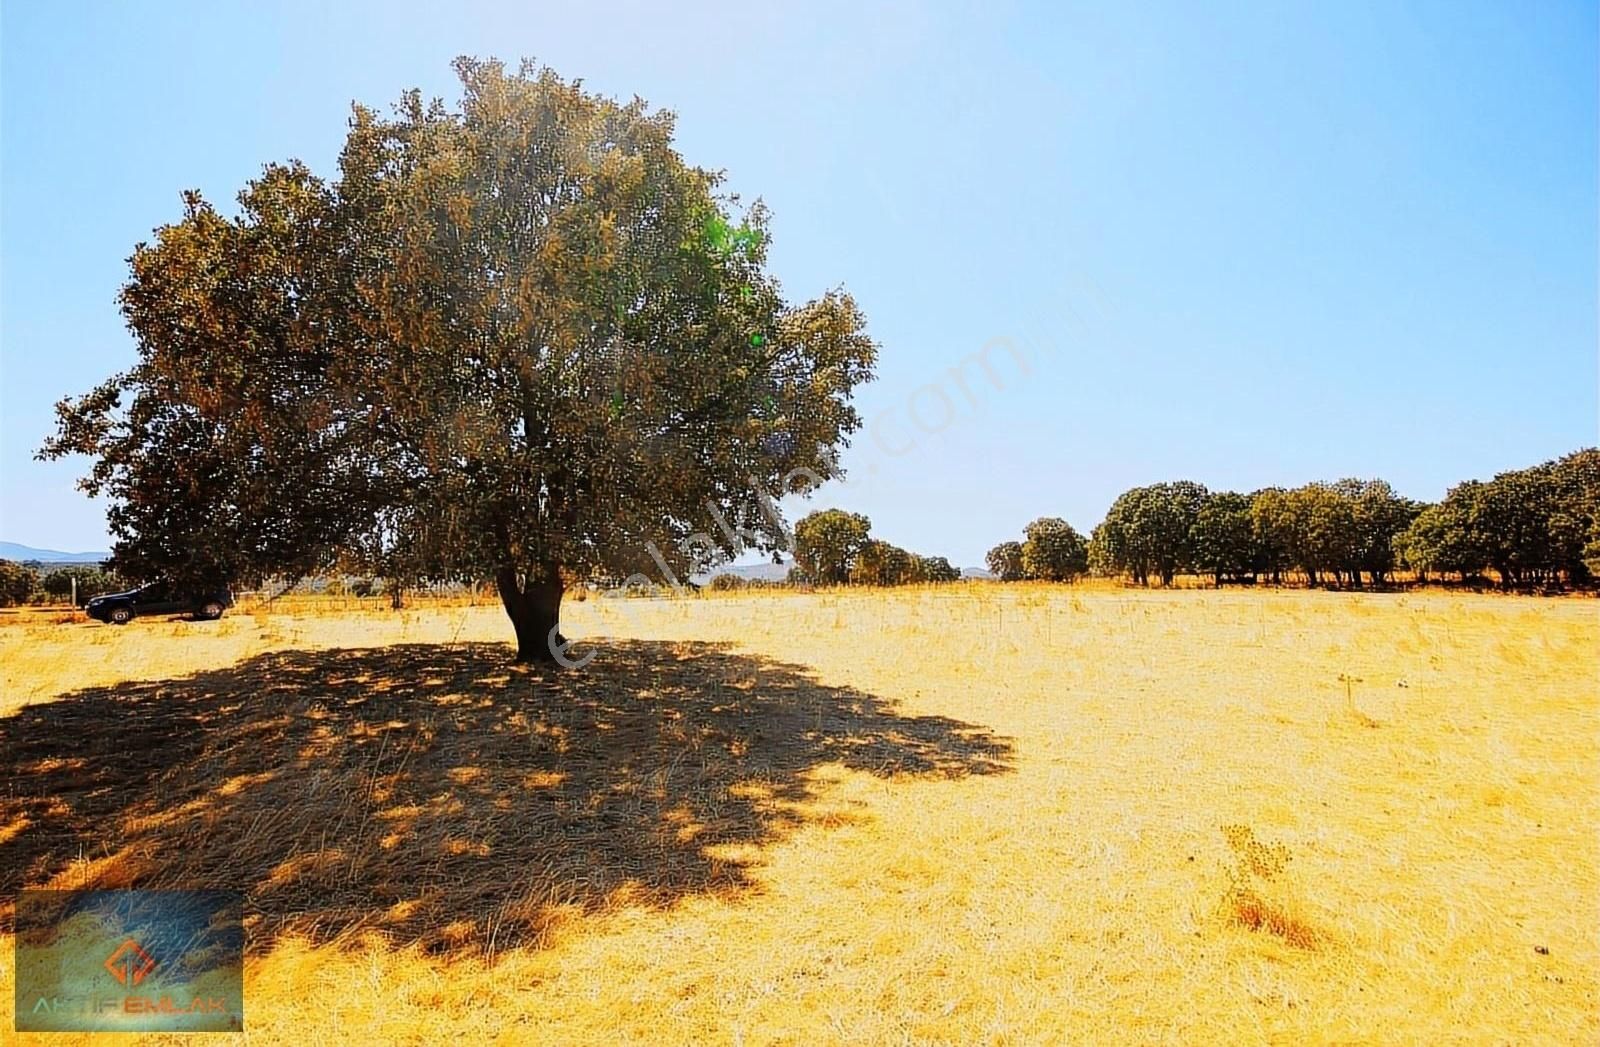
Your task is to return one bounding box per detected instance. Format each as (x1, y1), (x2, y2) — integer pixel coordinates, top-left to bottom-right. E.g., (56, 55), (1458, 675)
(1, 585), (1595, 1043)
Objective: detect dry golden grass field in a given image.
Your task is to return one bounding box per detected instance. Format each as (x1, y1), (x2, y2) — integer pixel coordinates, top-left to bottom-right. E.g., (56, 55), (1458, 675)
(1, 586), (1596, 1044)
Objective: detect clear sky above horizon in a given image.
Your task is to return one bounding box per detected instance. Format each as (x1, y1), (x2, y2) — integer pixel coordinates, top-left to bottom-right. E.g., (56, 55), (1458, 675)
(2, 0), (1596, 564)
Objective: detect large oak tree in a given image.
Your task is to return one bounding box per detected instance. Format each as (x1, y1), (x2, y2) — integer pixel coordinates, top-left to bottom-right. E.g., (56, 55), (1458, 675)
(41, 59), (876, 661)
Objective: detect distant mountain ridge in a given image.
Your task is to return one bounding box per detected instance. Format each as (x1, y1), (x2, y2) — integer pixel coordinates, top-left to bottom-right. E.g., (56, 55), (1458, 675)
(694, 561), (992, 584)
(0, 541), (111, 563)
(690, 561), (793, 585)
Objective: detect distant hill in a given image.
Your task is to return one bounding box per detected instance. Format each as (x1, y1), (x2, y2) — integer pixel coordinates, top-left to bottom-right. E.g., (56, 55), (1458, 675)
(693, 561), (992, 585)
(691, 560), (793, 585)
(0, 541), (111, 564)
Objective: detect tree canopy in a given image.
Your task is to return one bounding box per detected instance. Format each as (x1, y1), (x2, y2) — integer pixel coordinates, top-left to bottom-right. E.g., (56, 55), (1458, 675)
(40, 565), (125, 605)
(1090, 482), (1208, 586)
(1395, 449), (1599, 587)
(41, 58), (877, 661)
(1189, 491), (1256, 586)
(1087, 479), (1421, 588)
(994, 452), (1593, 590)
(791, 509), (872, 586)
(0, 561), (38, 607)
(1019, 517), (1089, 582)
(984, 540), (1025, 582)
(983, 518), (1089, 583)
(791, 510), (959, 588)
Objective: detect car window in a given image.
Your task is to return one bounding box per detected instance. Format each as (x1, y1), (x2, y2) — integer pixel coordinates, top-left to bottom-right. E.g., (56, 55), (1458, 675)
(138, 583), (169, 601)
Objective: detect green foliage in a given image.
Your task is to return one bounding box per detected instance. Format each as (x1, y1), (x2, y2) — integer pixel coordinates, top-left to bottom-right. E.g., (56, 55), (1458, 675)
(1346, 480), (1422, 584)
(705, 572), (785, 592)
(40, 565), (123, 605)
(849, 538), (912, 586)
(800, 517), (958, 587)
(40, 58), (877, 657)
(1086, 530), (1116, 578)
(985, 541), (1025, 581)
(793, 509), (872, 586)
(1248, 487), (1296, 583)
(0, 560), (39, 607)
(1092, 482), (1208, 586)
(1394, 448), (1599, 587)
(1282, 482), (1356, 585)
(1061, 450), (1594, 590)
(1583, 526), (1600, 579)
(1393, 498), (1479, 580)
(1249, 480), (1416, 587)
(1191, 492), (1258, 585)
(914, 555), (962, 584)
(1019, 517), (1089, 582)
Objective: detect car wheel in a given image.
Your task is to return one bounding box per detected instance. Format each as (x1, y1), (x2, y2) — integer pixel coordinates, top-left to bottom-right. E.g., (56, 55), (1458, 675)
(200, 601), (225, 621)
(109, 606), (133, 625)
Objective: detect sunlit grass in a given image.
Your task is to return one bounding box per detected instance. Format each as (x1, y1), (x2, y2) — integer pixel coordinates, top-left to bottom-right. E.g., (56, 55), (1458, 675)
(2, 585), (1595, 1043)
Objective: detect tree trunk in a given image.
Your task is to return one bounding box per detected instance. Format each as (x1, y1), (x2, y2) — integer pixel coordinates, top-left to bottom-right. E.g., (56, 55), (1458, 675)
(496, 565), (565, 664)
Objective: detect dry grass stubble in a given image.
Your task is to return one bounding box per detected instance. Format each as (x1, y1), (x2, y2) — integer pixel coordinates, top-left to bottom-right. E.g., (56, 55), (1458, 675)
(0, 585), (1594, 1043)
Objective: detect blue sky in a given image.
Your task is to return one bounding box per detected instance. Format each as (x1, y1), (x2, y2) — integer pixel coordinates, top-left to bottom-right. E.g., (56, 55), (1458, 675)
(2, 0), (1595, 564)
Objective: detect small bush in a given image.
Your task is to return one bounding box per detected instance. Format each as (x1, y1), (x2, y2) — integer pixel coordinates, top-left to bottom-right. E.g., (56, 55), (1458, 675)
(1220, 824), (1318, 948)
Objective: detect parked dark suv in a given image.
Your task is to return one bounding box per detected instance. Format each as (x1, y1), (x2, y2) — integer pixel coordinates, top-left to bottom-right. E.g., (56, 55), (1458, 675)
(85, 582), (234, 624)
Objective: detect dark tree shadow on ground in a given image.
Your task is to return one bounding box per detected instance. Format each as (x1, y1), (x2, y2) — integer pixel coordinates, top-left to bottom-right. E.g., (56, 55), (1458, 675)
(0, 641), (1012, 956)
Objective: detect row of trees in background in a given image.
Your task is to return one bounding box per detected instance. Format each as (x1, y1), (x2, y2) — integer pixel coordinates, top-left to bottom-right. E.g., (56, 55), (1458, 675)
(9, 449), (1595, 605)
(790, 509), (961, 587)
(1085, 479), (1419, 587)
(987, 448), (1599, 589)
(0, 561), (420, 608)
(1396, 450), (1599, 587)
(0, 563), (127, 608)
